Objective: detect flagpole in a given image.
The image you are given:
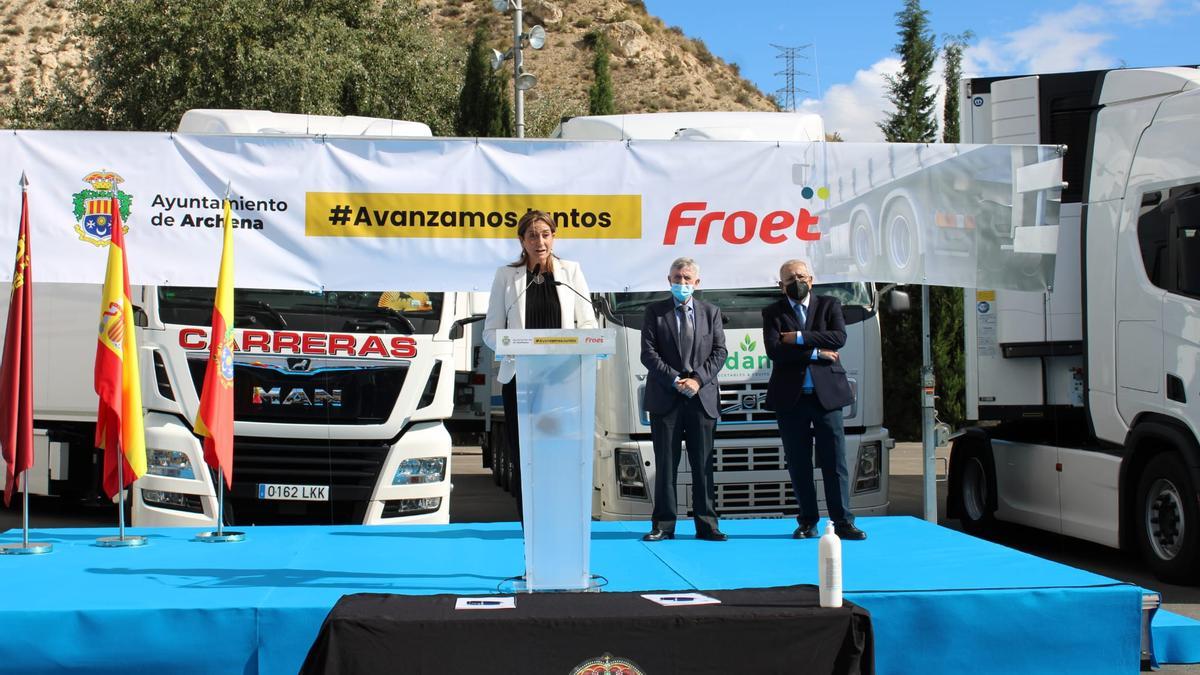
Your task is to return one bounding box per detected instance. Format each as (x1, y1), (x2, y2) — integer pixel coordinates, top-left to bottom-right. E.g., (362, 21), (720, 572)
(96, 178), (145, 548)
(0, 468), (52, 555)
(0, 173), (50, 556)
(195, 182), (243, 544)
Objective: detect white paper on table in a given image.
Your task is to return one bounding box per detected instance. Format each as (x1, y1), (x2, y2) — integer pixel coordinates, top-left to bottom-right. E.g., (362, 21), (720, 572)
(640, 592), (721, 607)
(454, 597), (516, 610)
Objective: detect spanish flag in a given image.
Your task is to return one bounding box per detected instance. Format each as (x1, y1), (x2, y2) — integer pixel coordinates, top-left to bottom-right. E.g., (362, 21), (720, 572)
(0, 180), (33, 506)
(94, 195), (145, 498)
(194, 198), (235, 488)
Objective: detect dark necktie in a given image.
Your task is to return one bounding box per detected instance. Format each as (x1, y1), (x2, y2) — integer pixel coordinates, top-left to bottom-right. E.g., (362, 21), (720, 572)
(677, 305), (694, 373)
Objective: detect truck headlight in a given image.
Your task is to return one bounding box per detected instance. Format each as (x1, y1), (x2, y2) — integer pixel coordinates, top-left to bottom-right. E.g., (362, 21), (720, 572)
(854, 442), (881, 494)
(392, 457), (447, 485)
(616, 449), (649, 500)
(146, 449), (194, 479)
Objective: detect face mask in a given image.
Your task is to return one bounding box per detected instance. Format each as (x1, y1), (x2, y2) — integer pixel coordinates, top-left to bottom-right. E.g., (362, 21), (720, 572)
(671, 283), (694, 303)
(785, 280), (810, 302)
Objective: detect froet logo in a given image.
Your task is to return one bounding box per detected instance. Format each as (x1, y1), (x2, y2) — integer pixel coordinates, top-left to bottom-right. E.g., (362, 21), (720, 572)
(72, 171), (131, 247)
(584, 336), (606, 344)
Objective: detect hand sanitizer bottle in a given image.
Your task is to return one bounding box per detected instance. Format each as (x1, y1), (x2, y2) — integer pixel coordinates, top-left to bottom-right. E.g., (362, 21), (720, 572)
(819, 520), (842, 608)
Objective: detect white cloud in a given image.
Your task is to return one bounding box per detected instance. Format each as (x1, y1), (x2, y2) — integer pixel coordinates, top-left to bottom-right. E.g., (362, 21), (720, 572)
(796, 58), (899, 142)
(798, 0), (1196, 141)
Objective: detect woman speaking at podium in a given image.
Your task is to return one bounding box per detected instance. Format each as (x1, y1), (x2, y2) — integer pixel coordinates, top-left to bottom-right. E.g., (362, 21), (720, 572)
(483, 210), (597, 519)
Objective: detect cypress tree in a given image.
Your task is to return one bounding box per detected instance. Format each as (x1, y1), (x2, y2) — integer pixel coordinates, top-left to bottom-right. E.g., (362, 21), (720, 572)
(588, 32), (616, 116)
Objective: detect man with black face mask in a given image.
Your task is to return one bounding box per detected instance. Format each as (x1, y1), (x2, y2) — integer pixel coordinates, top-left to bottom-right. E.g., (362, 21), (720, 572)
(762, 259), (865, 540)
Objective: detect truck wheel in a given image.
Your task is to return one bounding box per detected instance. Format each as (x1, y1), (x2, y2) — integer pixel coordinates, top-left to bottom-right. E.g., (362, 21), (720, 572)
(1136, 452), (1200, 584)
(953, 445), (995, 535)
(881, 198), (920, 277)
(850, 210), (875, 271)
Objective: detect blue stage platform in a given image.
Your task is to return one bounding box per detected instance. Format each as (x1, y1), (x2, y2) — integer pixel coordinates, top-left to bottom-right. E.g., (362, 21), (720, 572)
(0, 516), (1193, 674)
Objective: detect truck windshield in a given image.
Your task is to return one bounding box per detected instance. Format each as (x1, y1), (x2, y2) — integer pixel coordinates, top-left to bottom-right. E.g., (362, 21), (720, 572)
(604, 283), (872, 329)
(157, 288), (444, 335)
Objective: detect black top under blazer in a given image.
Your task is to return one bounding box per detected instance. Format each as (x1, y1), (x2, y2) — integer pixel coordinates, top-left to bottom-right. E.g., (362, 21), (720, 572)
(640, 297), (728, 420)
(762, 295), (854, 413)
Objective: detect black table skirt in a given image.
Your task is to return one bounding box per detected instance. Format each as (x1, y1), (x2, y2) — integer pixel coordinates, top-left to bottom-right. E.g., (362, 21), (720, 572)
(301, 585), (873, 675)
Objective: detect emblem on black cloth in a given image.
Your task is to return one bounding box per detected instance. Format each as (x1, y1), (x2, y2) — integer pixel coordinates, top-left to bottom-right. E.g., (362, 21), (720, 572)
(570, 653), (644, 675)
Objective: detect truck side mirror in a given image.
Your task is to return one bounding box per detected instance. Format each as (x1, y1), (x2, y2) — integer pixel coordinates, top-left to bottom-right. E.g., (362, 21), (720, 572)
(448, 314), (485, 340)
(886, 290), (911, 313)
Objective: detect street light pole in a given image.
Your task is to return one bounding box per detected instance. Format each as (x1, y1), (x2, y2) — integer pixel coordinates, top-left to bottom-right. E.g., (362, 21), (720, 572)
(512, 0), (525, 138)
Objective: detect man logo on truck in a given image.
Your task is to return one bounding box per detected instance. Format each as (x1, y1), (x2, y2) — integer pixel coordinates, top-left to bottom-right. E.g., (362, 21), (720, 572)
(250, 386), (343, 407)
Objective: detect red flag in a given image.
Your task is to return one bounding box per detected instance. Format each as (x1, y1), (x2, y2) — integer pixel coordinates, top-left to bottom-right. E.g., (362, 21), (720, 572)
(0, 182), (34, 506)
(194, 198), (235, 488)
(94, 195), (145, 498)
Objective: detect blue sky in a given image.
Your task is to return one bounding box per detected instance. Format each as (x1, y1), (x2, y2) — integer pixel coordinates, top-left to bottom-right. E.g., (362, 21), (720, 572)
(643, 0), (1199, 140)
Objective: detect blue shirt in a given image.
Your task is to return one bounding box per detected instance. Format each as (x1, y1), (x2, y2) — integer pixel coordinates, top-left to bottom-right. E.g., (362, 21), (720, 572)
(788, 297), (818, 391)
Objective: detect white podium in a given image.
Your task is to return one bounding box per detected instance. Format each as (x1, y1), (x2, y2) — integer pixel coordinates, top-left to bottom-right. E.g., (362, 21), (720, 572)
(495, 328), (616, 591)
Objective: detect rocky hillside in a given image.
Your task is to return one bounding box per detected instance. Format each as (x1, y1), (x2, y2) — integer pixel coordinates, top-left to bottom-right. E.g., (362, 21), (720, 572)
(0, 0), (776, 122)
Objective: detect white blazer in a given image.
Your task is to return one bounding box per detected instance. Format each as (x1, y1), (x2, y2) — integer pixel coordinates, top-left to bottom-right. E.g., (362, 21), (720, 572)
(483, 257), (598, 383)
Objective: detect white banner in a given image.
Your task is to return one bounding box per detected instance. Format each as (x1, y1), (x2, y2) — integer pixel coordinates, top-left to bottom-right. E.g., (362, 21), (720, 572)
(0, 131), (1061, 292)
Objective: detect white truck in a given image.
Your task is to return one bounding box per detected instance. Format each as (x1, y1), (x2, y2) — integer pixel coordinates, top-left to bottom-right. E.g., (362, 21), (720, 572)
(481, 112), (900, 522)
(1, 110), (472, 526)
(949, 66), (1200, 583)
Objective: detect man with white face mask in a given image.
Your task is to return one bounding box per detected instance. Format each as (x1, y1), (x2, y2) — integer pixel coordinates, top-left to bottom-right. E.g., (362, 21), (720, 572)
(640, 257), (728, 541)
(762, 259), (865, 540)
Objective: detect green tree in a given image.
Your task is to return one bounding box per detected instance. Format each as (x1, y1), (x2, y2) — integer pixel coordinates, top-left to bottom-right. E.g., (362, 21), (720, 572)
(457, 28), (512, 137)
(588, 32), (616, 116)
(941, 31), (973, 144)
(4, 0), (461, 134)
(878, 0), (939, 143)
(878, 0), (940, 440)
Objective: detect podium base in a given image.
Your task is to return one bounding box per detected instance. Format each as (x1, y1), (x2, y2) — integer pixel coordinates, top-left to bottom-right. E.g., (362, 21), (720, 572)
(0, 542), (52, 555)
(500, 575), (605, 594)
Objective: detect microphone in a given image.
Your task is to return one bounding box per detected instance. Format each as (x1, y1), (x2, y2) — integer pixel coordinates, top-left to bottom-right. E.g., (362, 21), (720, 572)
(505, 263), (543, 315)
(553, 279), (594, 307)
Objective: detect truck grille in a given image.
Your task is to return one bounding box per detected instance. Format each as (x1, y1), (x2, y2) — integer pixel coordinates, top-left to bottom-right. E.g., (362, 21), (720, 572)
(187, 356), (408, 425)
(714, 445), (786, 472)
(718, 381), (774, 424)
(714, 482), (799, 516)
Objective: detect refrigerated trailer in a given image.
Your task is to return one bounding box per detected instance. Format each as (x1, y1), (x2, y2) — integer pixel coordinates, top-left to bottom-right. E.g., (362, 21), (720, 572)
(949, 67), (1200, 583)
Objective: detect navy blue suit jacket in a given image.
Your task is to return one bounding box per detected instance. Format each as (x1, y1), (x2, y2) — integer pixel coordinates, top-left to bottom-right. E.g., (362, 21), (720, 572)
(762, 295), (854, 413)
(640, 297), (727, 419)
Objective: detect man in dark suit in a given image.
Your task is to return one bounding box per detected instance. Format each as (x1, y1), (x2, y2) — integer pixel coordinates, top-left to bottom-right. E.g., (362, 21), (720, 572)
(763, 259), (866, 541)
(640, 257), (728, 542)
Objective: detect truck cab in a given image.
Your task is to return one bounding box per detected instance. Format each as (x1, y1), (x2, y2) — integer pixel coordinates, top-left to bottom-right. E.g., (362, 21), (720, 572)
(951, 67), (1200, 583)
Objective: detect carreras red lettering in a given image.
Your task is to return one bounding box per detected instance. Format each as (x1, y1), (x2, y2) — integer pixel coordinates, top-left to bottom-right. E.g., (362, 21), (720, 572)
(179, 328), (207, 350)
(761, 211), (793, 244)
(329, 334), (356, 356)
(664, 202), (707, 245)
(359, 335), (388, 357)
(242, 330), (270, 352)
(274, 331), (301, 354)
(390, 337), (417, 358)
(301, 333), (328, 355)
